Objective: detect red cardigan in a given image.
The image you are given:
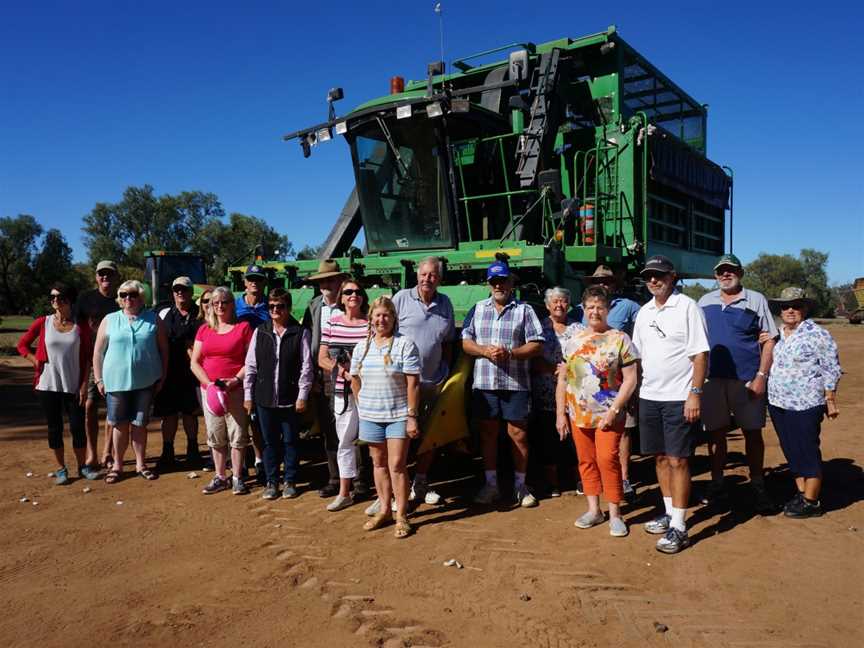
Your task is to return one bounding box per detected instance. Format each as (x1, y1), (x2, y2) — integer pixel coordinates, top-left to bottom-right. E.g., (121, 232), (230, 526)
(17, 316), (93, 389)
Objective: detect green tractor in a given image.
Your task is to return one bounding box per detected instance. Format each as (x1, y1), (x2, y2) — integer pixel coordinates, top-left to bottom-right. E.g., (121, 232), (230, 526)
(233, 26), (732, 323)
(143, 251), (210, 308)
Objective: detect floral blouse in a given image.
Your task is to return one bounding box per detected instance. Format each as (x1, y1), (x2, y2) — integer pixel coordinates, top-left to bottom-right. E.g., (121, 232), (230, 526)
(562, 328), (639, 428)
(532, 318), (584, 412)
(768, 319), (841, 411)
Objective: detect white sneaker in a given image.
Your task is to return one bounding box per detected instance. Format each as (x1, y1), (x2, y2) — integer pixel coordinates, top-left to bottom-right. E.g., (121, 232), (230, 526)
(364, 497), (382, 516)
(473, 482), (500, 504)
(424, 489), (443, 505)
(326, 493), (353, 512)
(410, 479), (444, 506)
(515, 485), (538, 508)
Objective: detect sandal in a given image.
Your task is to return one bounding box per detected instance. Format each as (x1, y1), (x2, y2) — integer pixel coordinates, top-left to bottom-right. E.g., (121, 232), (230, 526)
(394, 517), (413, 539)
(137, 468), (158, 481)
(104, 470), (121, 484)
(363, 512), (393, 532)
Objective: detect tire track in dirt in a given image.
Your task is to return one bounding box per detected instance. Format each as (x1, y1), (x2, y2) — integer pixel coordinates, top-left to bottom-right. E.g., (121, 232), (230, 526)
(448, 506), (830, 647)
(244, 495), (447, 647)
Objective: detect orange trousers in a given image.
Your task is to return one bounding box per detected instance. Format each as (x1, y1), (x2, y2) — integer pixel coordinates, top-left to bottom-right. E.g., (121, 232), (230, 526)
(571, 419), (624, 504)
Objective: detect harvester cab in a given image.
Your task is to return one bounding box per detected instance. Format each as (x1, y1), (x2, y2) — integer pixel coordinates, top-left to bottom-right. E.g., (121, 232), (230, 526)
(283, 26), (733, 320)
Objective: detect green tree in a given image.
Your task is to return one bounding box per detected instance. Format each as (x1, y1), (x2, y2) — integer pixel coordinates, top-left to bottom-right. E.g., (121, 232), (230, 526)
(681, 281), (713, 302)
(195, 212), (293, 283)
(744, 249), (833, 317)
(0, 214), (42, 313)
(29, 229), (76, 315)
(295, 243), (322, 260)
(82, 185), (225, 269)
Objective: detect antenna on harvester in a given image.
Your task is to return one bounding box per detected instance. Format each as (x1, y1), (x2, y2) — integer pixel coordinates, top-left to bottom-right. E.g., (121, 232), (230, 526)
(434, 2), (445, 67)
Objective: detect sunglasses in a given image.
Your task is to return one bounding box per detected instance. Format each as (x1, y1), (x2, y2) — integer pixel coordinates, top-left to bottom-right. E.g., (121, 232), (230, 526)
(268, 303), (287, 311)
(341, 288), (362, 296)
(172, 285), (190, 293)
(49, 293), (67, 302)
(97, 270), (115, 278)
(118, 291), (139, 299)
(649, 320), (667, 338)
(781, 302), (806, 311)
(643, 271), (669, 282)
(200, 298), (211, 304)
(211, 300), (231, 307)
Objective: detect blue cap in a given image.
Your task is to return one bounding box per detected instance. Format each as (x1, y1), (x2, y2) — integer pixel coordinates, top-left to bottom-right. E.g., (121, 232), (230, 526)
(486, 261), (511, 281)
(245, 264), (266, 279)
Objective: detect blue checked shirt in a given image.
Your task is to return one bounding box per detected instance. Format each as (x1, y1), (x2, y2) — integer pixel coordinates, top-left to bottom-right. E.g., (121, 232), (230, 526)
(462, 297), (545, 392)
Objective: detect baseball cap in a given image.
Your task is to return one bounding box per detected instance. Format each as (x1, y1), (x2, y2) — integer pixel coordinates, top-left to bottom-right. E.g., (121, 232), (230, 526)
(204, 383), (228, 417)
(245, 264), (267, 279)
(713, 254), (743, 272)
(639, 255), (675, 276)
(96, 260), (118, 273)
(172, 276), (193, 288)
(486, 261), (511, 281)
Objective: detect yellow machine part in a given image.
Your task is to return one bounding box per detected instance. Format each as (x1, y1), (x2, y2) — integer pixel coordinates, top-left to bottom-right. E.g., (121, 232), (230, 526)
(418, 353), (474, 454)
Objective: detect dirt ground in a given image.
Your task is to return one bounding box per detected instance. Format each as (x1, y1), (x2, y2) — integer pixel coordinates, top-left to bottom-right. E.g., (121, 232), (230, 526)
(1, 325), (862, 648)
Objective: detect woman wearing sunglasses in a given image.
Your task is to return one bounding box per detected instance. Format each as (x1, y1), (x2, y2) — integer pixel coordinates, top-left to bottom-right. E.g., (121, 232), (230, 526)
(767, 287), (842, 518)
(191, 286), (254, 495)
(92, 280), (169, 483)
(17, 283), (97, 484)
(244, 288), (314, 500)
(318, 278), (369, 512)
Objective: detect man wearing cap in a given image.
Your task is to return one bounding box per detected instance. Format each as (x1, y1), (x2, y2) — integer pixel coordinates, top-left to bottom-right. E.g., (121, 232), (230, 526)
(153, 277), (202, 470)
(75, 260), (120, 475)
(631, 255), (709, 553)
(697, 254), (778, 513)
(391, 256), (457, 507)
(572, 264), (642, 501)
(462, 260), (545, 508)
(235, 265), (270, 329)
(235, 264), (270, 480)
(302, 259), (348, 498)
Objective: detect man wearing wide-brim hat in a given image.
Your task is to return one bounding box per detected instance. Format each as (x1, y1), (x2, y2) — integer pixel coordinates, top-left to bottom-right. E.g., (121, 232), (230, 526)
(765, 286), (841, 518)
(697, 253), (779, 514)
(302, 259), (349, 497)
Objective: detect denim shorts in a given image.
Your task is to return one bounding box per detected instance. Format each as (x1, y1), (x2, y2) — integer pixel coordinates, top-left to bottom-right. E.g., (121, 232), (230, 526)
(106, 388), (154, 427)
(358, 419), (407, 444)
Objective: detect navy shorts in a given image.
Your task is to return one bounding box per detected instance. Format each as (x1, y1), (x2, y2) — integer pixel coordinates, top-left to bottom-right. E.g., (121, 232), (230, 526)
(639, 398), (696, 458)
(472, 389), (531, 423)
(768, 404), (824, 478)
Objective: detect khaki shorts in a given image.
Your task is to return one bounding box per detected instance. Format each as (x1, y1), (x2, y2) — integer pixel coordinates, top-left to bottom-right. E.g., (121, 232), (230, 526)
(201, 387), (250, 449)
(702, 378), (767, 432)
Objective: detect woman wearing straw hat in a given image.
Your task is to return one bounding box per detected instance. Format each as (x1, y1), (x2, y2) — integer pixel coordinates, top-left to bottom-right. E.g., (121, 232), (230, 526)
(767, 287), (841, 518)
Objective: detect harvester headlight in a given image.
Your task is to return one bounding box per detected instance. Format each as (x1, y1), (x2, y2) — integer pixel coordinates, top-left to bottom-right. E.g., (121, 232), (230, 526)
(396, 104), (413, 120)
(335, 121), (348, 135)
(426, 102), (444, 118)
(317, 127), (332, 143)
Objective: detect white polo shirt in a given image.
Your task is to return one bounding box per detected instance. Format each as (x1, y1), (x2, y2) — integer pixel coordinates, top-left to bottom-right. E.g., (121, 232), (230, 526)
(631, 292), (709, 402)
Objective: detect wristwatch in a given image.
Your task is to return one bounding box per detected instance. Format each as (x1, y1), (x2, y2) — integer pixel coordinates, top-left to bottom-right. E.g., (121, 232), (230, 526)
(610, 405), (621, 415)
(689, 387), (703, 395)
(756, 371), (768, 379)
(407, 408), (418, 418)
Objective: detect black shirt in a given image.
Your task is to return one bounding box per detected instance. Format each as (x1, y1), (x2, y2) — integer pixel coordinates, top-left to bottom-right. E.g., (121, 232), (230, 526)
(75, 289), (118, 328)
(158, 304), (200, 383)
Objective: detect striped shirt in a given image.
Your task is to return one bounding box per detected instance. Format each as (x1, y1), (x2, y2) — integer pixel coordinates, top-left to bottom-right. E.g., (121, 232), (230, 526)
(350, 333), (420, 422)
(321, 312), (368, 393)
(461, 296), (545, 392)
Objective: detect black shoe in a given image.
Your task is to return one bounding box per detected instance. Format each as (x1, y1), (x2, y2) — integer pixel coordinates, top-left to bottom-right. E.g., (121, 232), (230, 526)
(353, 483), (370, 501)
(255, 461), (267, 486)
(317, 483), (339, 498)
(185, 448), (203, 468)
(784, 493), (823, 518)
(156, 448), (176, 472)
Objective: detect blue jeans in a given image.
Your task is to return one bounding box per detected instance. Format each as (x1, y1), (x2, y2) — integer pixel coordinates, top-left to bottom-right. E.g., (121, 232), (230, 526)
(256, 405), (299, 484)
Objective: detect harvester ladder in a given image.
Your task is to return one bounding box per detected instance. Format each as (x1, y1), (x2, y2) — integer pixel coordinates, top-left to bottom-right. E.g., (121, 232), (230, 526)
(515, 48), (561, 188)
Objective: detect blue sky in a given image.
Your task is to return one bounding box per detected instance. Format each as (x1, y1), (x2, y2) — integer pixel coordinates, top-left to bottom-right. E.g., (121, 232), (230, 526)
(2, 1), (861, 283)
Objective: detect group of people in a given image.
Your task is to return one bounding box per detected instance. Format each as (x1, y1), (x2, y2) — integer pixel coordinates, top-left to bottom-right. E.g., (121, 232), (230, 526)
(18, 252), (843, 550)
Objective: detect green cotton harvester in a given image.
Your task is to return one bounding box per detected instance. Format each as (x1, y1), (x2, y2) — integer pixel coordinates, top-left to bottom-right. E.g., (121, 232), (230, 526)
(237, 26), (733, 322)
